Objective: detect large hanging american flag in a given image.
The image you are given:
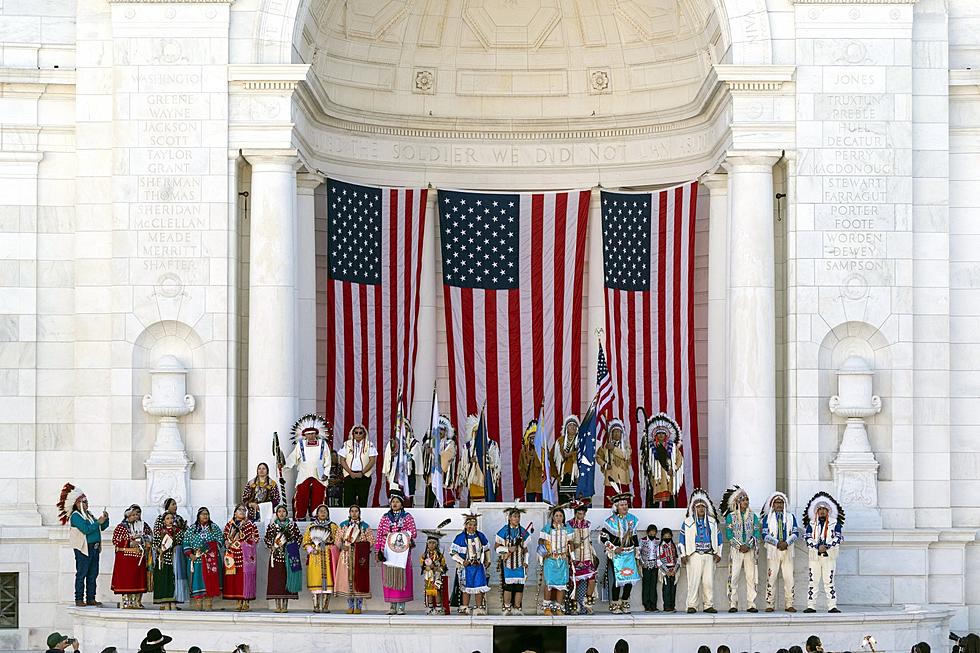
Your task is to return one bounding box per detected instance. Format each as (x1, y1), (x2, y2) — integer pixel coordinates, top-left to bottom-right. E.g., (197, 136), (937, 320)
(600, 181), (701, 506)
(439, 188), (592, 501)
(323, 179), (427, 507)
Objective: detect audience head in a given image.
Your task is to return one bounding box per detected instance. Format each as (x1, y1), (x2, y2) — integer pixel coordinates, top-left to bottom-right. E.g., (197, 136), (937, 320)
(646, 524), (658, 537)
(912, 642), (930, 653)
(698, 646), (711, 653)
(188, 648), (202, 653)
(776, 649), (789, 653)
(614, 640), (630, 653)
(960, 635), (980, 653)
(586, 649), (599, 653)
(789, 646), (804, 653)
(806, 636), (823, 653)
(718, 646), (731, 653)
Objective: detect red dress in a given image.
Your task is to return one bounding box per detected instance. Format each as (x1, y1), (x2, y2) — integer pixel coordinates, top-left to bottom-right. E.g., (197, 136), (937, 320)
(111, 522), (151, 594)
(222, 519), (260, 600)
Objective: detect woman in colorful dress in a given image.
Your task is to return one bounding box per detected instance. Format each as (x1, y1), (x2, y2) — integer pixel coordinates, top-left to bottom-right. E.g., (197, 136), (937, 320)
(335, 504), (372, 613)
(222, 504), (260, 611)
(450, 512), (492, 615)
(419, 521), (451, 615)
(184, 507), (224, 610)
(302, 504), (339, 613)
(495, 506), (531, 616)
(153, 498), (188, 604)
(152, 511), (183, 610)
(374, 488), (417, 615)
(111, 504), (152, 609)
(265, 504), (302, 613)
(568, 499), (599, 615)
(242, 462), (281, 522)
(538, 505), (573, 616)
(599, 492), (641, 614)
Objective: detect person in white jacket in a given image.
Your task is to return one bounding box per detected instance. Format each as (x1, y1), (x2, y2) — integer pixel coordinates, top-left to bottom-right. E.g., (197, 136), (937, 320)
(677, 488), (722, 613)
(761, 491), (800, 612)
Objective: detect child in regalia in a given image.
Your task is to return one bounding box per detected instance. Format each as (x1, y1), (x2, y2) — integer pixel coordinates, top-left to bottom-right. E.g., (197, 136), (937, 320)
(495, 505), (531, 616)
(450, 512), (491, 615)
(419, 519), (452, 615)
(538, 504), (573, 616)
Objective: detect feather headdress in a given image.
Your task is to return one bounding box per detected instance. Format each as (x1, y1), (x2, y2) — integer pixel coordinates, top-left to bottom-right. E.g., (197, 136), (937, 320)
(803, 491), (845, 528)
(420, 518), (453, 541)
(290, 413), (328, 445)
(56, 482), (84, 525)
(437, 415), (455, 438)
(685, 487), (719, 521)
(720, 485), (750, 516)
(762, 491), (791, 516)
(463, 414), (480, 440)
(644, 412), (681, 443)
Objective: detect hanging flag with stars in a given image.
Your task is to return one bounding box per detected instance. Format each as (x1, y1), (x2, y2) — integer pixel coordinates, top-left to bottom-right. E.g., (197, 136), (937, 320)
(439, 188), (592, 502)
(324, 179), (428, 507)
(600, 181), (701, 507)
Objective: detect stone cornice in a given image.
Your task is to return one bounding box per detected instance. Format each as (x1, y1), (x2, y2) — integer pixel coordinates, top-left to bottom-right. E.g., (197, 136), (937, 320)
(228, 64), (310, 92)
(714, 65), (796, 93)
(950, 69), (980, 87)
(0, 68), (75, 87)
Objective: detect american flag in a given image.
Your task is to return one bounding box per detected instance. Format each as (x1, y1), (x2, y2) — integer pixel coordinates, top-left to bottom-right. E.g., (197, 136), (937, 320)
(595, 340), (614, 441)
(323, 179), (427, 507)
(600, 181), (700, 506)
(439, 188), (592, 501)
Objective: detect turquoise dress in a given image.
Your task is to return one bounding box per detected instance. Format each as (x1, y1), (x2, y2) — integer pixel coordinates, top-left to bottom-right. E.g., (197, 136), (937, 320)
(538, 524), (573, 590)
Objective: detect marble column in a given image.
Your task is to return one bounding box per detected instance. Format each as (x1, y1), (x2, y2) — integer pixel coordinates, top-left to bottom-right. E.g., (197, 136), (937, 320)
(296, 172), (322, 415)
(244, 150), (300, 474)
(702, 172), (729, 498)
(723, 152), (781, 503)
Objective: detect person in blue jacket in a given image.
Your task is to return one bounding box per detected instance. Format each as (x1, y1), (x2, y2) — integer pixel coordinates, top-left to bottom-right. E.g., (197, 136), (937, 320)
(58, 483), (109, 606)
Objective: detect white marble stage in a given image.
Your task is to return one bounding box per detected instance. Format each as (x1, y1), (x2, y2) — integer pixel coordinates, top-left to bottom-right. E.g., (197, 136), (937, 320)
(68, 606), (952, 653)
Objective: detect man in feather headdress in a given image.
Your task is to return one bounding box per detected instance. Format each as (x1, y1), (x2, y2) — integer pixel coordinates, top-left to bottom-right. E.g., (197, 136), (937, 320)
(551, 415), (580, 504)
(284, 414), (330, 520)
(457, 414), (501, 506)
(518, 420), (545, 502)
(761, 490), (799, 612)
(803, 491), (845, 613)
(423, 415), (458, 508)
(720, 485), (761, 613)
(639, 413), (684, 508)
(677, 488), (722, 613)
(596, 419), (632, 508)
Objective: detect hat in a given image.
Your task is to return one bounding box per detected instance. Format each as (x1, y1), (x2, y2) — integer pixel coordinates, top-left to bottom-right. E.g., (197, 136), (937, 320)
(803, 491), (845, 528)
(388, 488), (405, 503)
(47, 633), (68, 648)
(720, 485), (750, 516)
(461, 511), (481, 524)
(291, 413), (328, 445)
(421, 518), (453, 541)
(139, 628), (173, 653)
(762, 491), (791, 516)
(611, 491), (632, 506)
(685, 487), (719, 521)
(56, 483), (85, 525)
(569, 498), (591, 512)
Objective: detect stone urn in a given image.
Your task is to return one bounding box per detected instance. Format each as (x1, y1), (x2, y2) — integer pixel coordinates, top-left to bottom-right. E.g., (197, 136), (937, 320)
(142, 355), (195, 508)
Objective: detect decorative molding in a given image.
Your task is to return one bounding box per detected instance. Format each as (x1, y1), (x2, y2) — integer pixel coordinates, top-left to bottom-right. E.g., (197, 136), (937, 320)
(588, 68), (611, 94)
(107, 0), (232, 3)
(949, 69), (980, 87)
(714, 65), (796, 93)
(240, 80), (302, 91)
(0, 68), (76, 87)
(229, 64), (310, 93)
(414, 69), (436, 94)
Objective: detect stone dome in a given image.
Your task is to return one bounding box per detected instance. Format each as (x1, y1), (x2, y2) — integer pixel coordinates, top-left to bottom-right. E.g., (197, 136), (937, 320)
(298, 0), (728, 126)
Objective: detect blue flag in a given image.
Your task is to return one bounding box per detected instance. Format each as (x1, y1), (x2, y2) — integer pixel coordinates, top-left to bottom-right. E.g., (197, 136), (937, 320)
(576, 400), (598, 499)
(534, 409), (557, 505)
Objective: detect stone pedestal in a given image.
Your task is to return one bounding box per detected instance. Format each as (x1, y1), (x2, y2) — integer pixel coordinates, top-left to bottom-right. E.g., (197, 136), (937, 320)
(829, 356), (883, 529)
(142, 355), (196, 509)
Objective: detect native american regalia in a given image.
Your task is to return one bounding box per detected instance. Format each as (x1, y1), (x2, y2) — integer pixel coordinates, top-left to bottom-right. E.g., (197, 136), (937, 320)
(222, 517), (259, 600)
(596, 419), (632, 508)
(677, 488), (722, 612)
(419, 524), (452, 615)
(265, 516), (303, 601)
(495, 523), (530, 590)
(457, 415), (501, 505)
(599, 496), (640, 614)
(152, 520), (183, 605)
(59, 483), (109, 605)
(550, 416), (580, 504)
(241, 475), (280, 522)
(302, 515), (338, 595)
(383, 428), (422, 505)
(111, 515), (151, 598)
(184, 518), (224, 599)
(451, 530), (491, 595)
(568, 505), (599, 614)
(423, 416), (458, 508)
(638, 412), (684, 507)
(518, 421), (545, 501)
(152, 500), (188, 603)
(721, 485), (762, 611)
(335, 518), (372, 610)
(761, 490), (799, 611)
(803, 491), (844, 612)
(538, 522), (573, 594)
(285, 414), (330, 520)
(375, 507), (417, 603)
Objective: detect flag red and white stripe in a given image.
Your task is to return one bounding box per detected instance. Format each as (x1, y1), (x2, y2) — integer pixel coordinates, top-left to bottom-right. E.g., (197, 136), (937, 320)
(323, 179), (427, 507)
(439, 189), (592, 501)
(601, 181), (700, 506)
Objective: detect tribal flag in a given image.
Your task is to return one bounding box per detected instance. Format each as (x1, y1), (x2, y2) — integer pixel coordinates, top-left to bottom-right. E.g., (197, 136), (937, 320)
(428, 387), (444, 507)
(324, 179), (427, 507)
(600, 181), (701, 506)
(576, 399), (598, 499)
(439, 189), (591, 501)
(533, 405), (557, 505)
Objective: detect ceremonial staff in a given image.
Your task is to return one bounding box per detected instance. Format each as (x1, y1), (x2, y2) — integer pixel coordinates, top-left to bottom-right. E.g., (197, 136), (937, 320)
(272, 431), (289, 517)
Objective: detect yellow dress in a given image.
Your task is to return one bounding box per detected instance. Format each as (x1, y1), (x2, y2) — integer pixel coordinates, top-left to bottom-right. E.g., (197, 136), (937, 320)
(302, 521), (338, 593)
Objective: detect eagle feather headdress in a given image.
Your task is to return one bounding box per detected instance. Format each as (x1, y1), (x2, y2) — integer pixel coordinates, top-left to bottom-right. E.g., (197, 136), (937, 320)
(57, 482), (85, 525)
(685, 487), (719, 521)
(720, 484), (751, 516)
(803, 491), (845, 528)
(291, 413), (329, 445)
